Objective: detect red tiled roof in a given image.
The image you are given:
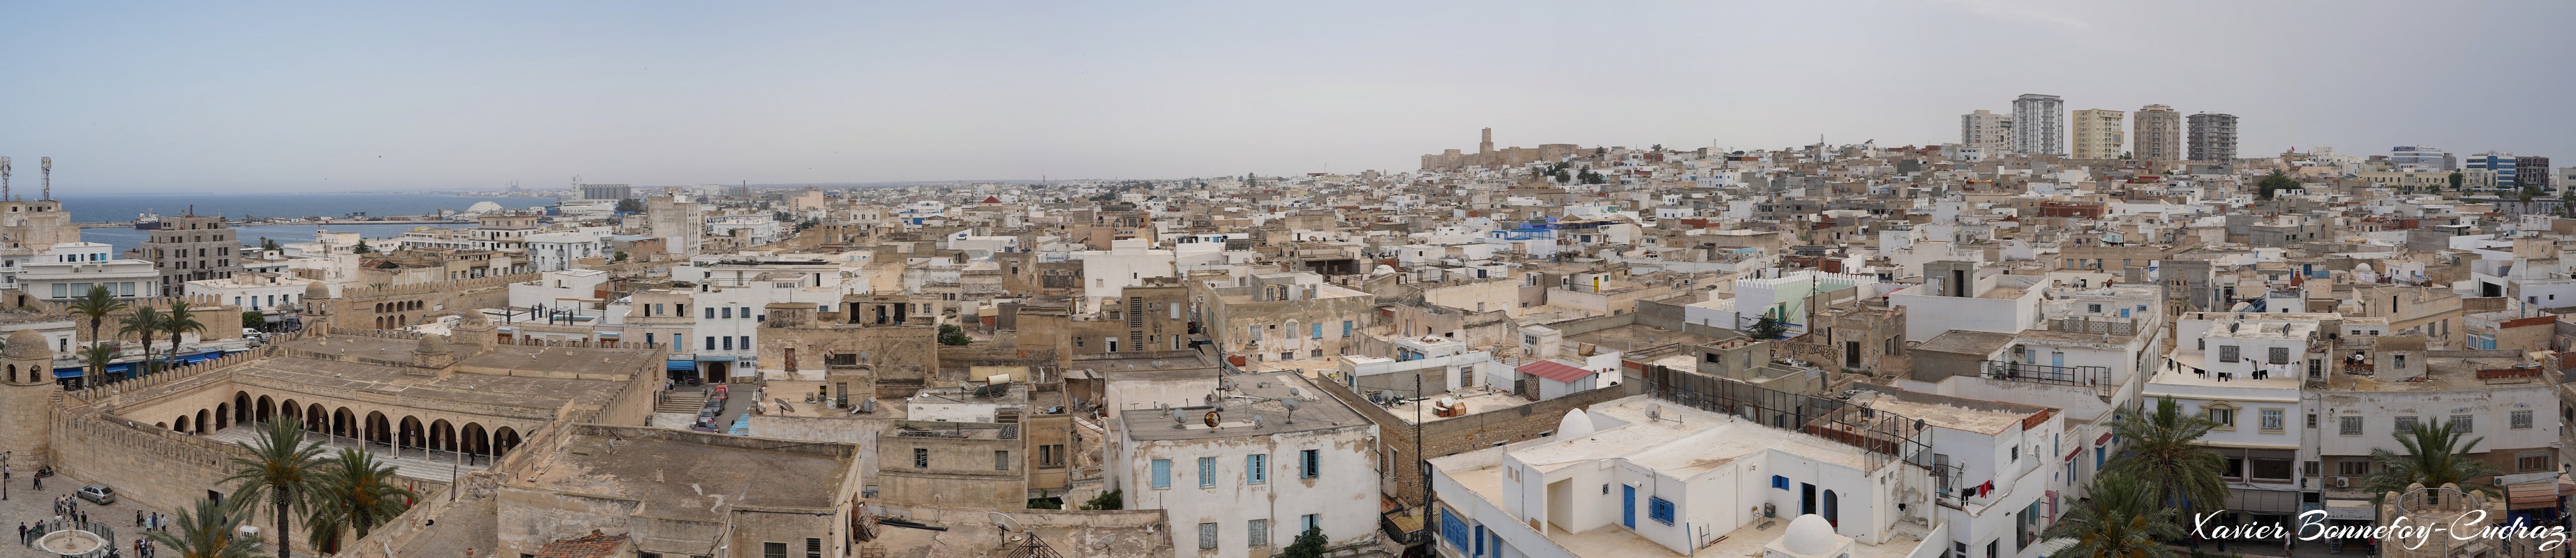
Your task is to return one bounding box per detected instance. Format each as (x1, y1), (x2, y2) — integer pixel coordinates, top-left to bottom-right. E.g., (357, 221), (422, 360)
(536, 530), (630, 558)
(1517, 360), (1594, 383)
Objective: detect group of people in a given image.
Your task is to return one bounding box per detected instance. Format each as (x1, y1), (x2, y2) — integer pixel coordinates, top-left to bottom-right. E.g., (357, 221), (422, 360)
(136, 510), (170, 532)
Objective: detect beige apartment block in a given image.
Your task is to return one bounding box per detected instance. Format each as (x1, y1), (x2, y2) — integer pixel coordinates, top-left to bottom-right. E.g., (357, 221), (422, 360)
(2071, 108), (2125, 160)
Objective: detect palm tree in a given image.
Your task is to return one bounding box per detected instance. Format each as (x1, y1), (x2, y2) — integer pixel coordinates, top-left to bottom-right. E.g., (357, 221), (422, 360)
(68, 285), (126, 350)
(221, 420), (329, 558)
(147, 497), (265, 558)
(2105, 397), (2228, 513)
(79, 342), (119, 383)
(2039, 473), (2184, 558)
(306, 448), (415, 554)
(2364, 419), (2504, 502)
(163, 300), (209, 370)
(119, 306), (166, 376)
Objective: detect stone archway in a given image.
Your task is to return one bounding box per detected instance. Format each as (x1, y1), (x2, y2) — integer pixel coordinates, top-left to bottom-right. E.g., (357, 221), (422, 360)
(332, 407), (356, 437)
(214, 403), (230, 430)
(430, 419), (456, 453)
(173, 415), (191, 433)
(398, 416), (425, 458)
(462, 423), (490, 463)
(194, 409), (211, 434)
(494, 426), (523, 457)
(255, 395), (275, 423)
(366, 411), (392, 446)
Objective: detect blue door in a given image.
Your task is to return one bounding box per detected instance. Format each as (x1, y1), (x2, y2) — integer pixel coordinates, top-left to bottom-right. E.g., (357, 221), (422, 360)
(2050, 352), (2064, 368)
(1622, 485), (1636, 529)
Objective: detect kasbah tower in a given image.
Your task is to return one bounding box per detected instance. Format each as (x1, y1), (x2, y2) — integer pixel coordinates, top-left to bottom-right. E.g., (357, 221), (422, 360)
(0, 329), (52, 467)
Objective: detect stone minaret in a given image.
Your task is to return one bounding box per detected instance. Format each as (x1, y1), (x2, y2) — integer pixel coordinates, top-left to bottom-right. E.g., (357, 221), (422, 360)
(0, 329), (56, 467)
(1479, 128), (1494, 155)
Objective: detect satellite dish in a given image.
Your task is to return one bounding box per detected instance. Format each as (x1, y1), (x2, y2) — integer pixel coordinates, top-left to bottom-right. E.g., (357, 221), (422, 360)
(1170, 409), (1190, 429)
(1204, 410), (1221, 428)
(1288, 387), (1303, 398)
(1280, 398), (1302, 423)
(989, 511), (1023, 533)
(1252, 416), (1266, 429)
(1647, 403), (1662, 421)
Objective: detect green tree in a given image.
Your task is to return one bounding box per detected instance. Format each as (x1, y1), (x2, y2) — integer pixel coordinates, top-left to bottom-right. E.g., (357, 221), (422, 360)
(260, 237), (282, 252)
(2039, 472), (2184, 558)
(241, 311), (266, 331)
(2520, 186), (2540, 204)
(119, 306), (166, 375)
(2448, 171), (2466, 193)
(223, 419), (331, 558)
(614, 198), (645, 213)
(1744, 315), (1789, 340)
(147, 497), (265, 558)
(306, 448), (416, 554)
(612, 250), (630, 263)
(2105, 397), (2228, 513)
(81, 342), (121, 382)
(163, 300), (209, 368)
(2255, 171), (2301, 200)
(1281, 526), (1330, 558)
(938, 324), (971, 346)
(1080, 489), (1124, 510)
(68, 285), (126, 352)
(2363, 419), (2503, 502)
(352, 241), (373, 255)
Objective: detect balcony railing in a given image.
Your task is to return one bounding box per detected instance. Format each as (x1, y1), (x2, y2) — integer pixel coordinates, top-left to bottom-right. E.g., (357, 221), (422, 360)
(1981, 360), (2108, 386)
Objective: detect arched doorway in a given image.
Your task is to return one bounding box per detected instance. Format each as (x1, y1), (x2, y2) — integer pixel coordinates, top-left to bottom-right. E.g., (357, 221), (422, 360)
(461, 423), (490, 464)
(398, 416), (425, 457)
(430, 419), (456, 453)
(332, 407), (356, 437)
(173, 415), (191, 433)
(195, 409), (211, 434)
(255, 395), (275, 423)
(214, 403), (230, 430)
(234, 392), (253, 424)
(494, 426), (523, 457)
(366, 412), (392, 446)
(1822, 490), (1839, 527)
(306, 403), (327, 432)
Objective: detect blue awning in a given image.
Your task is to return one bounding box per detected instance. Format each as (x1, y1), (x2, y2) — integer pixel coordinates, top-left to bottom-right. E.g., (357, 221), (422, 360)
(696, 355), (736, 362)
(665, 361), (696, 371)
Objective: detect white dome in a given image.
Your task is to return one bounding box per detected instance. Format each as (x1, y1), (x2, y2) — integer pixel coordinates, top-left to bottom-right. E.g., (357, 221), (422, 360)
(1371, 264), (1397, 276)
(465, 201), (505, 214)
(1554, 409), (1595, 440)
(1782, 515), (1839, 556)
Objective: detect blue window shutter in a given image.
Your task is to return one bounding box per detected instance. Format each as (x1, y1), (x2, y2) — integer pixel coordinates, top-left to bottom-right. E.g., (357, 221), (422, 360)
(1198, 458), (1216, 488)
(1151, 459), (1170, 488)
(1247, 455), (1266, 484)
(1473, 525), (1485, 555)
(1773, 475), (1789, 490)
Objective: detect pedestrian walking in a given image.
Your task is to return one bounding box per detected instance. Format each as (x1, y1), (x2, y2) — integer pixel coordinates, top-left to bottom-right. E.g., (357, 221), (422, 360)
(133, 510), (141, 527)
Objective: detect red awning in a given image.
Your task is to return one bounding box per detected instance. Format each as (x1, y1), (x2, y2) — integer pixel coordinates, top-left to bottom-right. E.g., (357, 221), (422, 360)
(1516, 361), (1595, 383)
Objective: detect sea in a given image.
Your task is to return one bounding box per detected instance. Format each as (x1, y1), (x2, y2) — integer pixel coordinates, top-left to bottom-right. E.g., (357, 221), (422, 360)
(55, 193), (561, 254)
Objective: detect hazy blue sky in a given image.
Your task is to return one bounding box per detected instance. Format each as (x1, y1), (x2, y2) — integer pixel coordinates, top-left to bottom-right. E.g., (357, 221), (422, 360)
(3, 1), (2571, 193)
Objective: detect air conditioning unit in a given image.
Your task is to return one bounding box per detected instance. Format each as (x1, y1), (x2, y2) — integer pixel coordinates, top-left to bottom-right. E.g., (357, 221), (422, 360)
(1762, 503), (1777, 518)
(2333, 476), (2349, 488)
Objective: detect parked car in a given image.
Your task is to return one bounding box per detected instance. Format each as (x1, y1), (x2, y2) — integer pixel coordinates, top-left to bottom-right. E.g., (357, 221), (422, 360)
(76, 484), (115, 504)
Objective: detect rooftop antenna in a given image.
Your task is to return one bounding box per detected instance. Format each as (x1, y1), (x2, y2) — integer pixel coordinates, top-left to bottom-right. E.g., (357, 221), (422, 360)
(38, 157), (49, 201)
